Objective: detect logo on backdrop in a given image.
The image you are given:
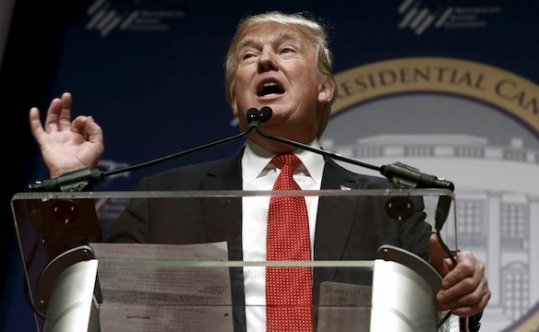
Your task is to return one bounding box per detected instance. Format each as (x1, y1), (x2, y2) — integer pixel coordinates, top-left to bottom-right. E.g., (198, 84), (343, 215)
(397, 0), (502, 35)
(84, 0), (186, 36)
(323, 57), (539, 331)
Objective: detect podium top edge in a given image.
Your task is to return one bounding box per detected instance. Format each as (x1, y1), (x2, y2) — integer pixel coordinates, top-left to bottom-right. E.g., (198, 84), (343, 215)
(11, 189), (456, 200)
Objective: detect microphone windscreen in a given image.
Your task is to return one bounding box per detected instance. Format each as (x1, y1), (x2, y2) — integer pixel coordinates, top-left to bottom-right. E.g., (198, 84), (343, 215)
(259, 106), (272, 123)
(246, 108), (259, 124)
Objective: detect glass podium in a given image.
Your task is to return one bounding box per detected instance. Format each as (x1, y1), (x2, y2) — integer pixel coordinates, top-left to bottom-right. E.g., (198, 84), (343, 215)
(10, 189), (457, 332)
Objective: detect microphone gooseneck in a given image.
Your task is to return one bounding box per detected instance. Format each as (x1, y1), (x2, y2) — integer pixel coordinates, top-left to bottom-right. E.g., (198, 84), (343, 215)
(27, 108), (267, 192)
(253, 106), (458, 274)
(251, 106), (454, 191)
(250, 107), (381, 173)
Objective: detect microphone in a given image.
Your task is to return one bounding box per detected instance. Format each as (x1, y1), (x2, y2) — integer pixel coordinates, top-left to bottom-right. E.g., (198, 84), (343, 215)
(26, 110), (266, 192)
(259, 106), (272, 123)
(246, 106), (272, 127)
(250, 106), (454, 191)
(246, 107), (261, 126)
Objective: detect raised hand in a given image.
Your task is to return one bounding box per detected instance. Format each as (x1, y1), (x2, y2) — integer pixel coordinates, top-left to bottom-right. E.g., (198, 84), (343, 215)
(29, 92), (104, 178)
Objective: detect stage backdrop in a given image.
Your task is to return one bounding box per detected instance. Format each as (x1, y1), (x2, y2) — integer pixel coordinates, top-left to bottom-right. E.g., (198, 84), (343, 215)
(3, 0), (538, 331)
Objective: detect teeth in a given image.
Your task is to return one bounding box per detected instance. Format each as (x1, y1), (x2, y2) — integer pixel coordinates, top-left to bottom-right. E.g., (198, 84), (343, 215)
(258, 82), (283, 96)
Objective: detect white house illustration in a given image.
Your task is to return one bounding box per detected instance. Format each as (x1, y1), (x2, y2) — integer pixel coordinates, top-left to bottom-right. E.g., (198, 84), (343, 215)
(320, 134), (539, 332)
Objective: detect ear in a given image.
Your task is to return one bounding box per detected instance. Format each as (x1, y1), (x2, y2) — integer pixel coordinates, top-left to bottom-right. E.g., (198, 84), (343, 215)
(318, 77), (335, 104)
(231, 97), (239, 117)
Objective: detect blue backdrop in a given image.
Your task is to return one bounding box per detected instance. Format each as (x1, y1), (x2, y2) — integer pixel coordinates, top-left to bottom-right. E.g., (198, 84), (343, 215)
(3, 0), (538, 331)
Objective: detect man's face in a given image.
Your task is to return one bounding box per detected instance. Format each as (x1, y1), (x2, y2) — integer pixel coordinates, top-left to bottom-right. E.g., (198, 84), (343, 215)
(231, 22), (333, 152)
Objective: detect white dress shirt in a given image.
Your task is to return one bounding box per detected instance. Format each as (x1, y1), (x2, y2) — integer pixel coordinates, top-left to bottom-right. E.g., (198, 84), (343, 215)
(241, 140), (324, 331)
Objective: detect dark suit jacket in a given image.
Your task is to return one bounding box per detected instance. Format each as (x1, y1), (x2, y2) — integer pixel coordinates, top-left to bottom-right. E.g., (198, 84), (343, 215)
(105, 148), (433, 331)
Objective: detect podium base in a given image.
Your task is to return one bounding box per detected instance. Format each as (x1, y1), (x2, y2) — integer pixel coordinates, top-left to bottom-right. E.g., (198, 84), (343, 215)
(370, 245), (442, 332)
(44, 259), (100, 332)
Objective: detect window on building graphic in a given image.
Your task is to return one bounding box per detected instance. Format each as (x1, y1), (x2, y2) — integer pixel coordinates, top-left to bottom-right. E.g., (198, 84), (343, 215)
(456, 199), (485, 245)
(502, 262), (529, 320)
(356, 146), (384, 158)
(404, 145), (433, 157)
(501, 203), (529, 250)
(503, 149), (527, 162)
(455, 146), (484, 158)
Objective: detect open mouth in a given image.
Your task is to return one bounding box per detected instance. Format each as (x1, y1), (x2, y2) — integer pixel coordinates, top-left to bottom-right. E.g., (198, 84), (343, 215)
(257, 82), (285, 97)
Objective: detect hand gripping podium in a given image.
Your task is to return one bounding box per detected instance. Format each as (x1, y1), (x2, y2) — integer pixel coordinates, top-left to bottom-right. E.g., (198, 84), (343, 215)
(10, 189), (458, 332)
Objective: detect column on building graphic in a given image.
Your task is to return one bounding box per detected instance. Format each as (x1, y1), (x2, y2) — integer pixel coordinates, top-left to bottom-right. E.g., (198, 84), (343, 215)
(529, 197), (539, 306)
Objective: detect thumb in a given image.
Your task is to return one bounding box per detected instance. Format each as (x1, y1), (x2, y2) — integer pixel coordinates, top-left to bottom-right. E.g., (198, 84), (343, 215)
(429, 232), (449, 276)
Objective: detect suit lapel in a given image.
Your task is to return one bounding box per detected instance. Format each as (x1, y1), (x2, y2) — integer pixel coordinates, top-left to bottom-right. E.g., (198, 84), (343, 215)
(315, 158), (361, 261)
(199, 152), (243, 259)
(199, 151), (247, 331)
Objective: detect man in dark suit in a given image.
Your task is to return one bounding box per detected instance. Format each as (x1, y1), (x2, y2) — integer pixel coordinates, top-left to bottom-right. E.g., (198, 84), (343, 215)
(29, 11), (490, 331)
(103, 149), (433, 329)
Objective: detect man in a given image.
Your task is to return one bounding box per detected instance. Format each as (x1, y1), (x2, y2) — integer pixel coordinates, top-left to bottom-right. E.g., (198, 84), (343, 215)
(29, 11), (490, 331)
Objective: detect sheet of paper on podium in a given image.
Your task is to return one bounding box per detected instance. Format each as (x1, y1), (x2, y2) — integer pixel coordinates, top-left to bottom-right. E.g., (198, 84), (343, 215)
(90, 241), (233, 332)
(317, 281), (372, 332)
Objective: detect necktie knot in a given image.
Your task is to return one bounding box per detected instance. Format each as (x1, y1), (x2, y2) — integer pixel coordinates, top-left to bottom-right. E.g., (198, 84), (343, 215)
(271, 154), (302, 191)
(271, 154), (301, 172)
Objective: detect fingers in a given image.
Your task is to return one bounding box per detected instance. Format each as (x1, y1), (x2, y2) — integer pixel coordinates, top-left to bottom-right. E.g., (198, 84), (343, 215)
(44, 92), (73, 131)
(437, 252), (491, 316)
(71, 115), (103, 143)
(57, 92), (73, 130)
(29, 91), (102, 151)
(29, 92), (74, 141)
(29, 107), (44, 141)
(85, 116), (104, 144)
(440, 251), (475, 289)
(449, 275), (491, 316)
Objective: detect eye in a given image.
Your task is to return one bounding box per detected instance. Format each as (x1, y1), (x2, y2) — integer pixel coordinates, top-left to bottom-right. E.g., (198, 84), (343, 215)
(239, 47), (260, 63)
(280, 47), (295, 54)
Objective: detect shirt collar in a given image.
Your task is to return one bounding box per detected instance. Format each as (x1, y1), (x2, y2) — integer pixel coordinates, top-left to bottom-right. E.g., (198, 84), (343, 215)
(242, 139), (325, 184)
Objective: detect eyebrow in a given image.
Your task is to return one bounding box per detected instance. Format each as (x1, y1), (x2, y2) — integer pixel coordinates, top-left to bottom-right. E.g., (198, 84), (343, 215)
(237, 31), (304, 51)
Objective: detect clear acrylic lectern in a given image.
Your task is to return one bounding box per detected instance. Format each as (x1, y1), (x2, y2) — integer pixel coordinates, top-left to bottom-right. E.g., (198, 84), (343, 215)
(11, 189), (458, 332)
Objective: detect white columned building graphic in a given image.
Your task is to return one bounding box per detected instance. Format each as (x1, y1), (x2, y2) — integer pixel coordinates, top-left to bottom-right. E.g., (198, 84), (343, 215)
(321, 134), (539, 331)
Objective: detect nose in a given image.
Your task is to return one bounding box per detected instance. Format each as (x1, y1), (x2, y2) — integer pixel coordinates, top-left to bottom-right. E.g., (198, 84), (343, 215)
(258, 46), (278, 72)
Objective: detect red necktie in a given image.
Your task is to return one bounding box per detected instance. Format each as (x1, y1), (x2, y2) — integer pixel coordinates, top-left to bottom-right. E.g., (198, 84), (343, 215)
(266, 154), (313, 332)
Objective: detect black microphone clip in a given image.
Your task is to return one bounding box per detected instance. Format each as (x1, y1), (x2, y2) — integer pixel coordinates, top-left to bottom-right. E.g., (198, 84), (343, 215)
(26, 168), (103, 192)
(380, 162), (454, 191)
